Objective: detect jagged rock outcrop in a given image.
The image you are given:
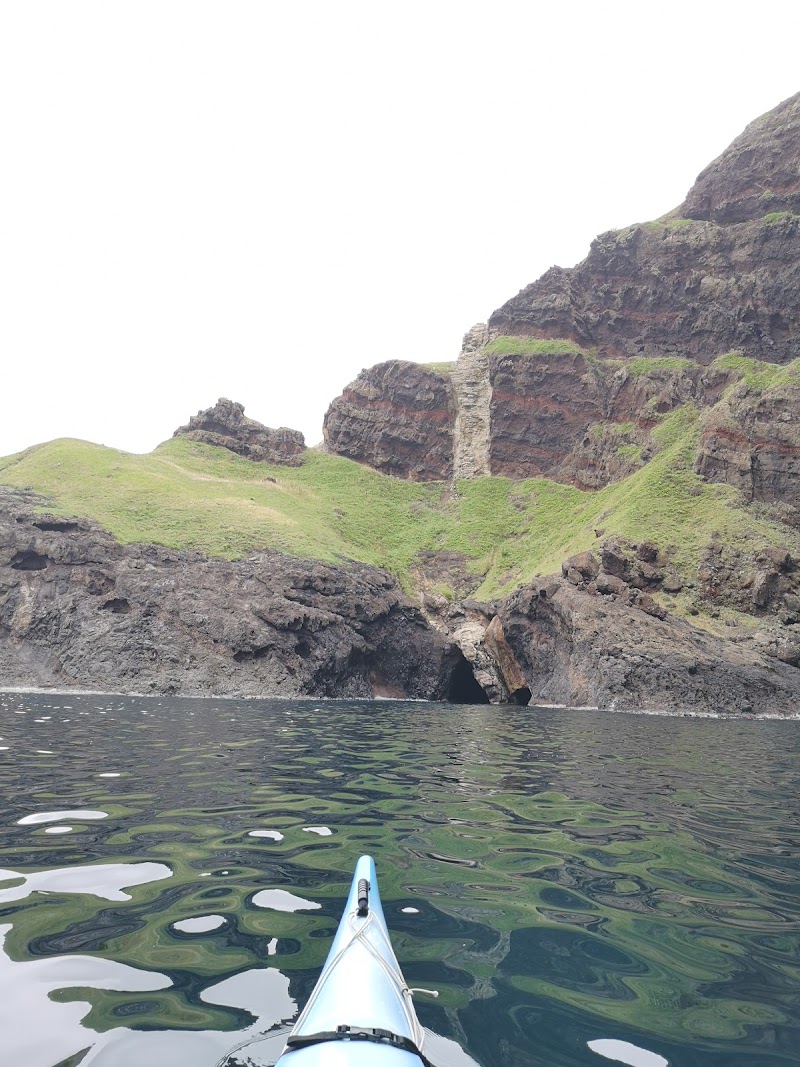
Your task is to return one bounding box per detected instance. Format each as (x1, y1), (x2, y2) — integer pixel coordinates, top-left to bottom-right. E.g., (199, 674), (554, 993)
(682, 93), (800, 223)
(322, 361), (454, 479)
(425, 535), (800, 713)
(693, 539), (800, 620)
(405, 534), (800, 714)
(557, 536), (800, 625)
(498, 573), (800, 716)
(488, 210), (800, 365)
(694, 372), (800, 517)
(490, 95), (800, 363)
(0, 489), (469, 700)
(174, 398), (305, 465)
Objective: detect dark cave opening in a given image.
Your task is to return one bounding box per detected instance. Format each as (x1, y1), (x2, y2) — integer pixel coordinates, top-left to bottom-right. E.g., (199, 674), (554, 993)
(10, 550), (48, 571)
(100, 597), (131, 614)
(511, 686), (532, 706)
(447, 656), (490, 705)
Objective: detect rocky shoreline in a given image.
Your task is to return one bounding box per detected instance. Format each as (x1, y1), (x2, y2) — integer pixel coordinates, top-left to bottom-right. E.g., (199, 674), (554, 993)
(3, 486), (799, 715)
(3, 94), (800, 714)
(0, 488), (464, 702)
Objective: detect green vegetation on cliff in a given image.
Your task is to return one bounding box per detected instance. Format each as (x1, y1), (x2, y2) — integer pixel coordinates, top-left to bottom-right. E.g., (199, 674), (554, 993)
(625, 356), (699, 377)
(1, 405), (795, 602)
(420, 361), (457, 375)
(484, 337), (588, 358)
(712, 352), (800, 392)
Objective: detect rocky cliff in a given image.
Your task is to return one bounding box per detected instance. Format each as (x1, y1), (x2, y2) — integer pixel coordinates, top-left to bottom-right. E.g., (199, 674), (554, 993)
(0, 488), (471, 701)
(322, 361), (454, 479)
(3, 94), (800, 715)
(490, 94), (800, 363)
(694, 368), (800, 520)
(488, 211), (800, 365)
(4, 483), (798, 714)
(681, 93), (800, 224)
(324, 93), (800, 496)
(175, 397), (306, 465)
(498, 569), (800, 716)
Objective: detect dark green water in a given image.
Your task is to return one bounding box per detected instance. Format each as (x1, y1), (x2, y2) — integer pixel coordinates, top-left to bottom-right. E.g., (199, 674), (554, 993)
(1, 692), (799, 1067)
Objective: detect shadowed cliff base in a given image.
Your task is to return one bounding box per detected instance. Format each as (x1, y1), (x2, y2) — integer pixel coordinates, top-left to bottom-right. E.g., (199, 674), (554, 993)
(0, 487), (498, 705)
(2, 485), (799, 713)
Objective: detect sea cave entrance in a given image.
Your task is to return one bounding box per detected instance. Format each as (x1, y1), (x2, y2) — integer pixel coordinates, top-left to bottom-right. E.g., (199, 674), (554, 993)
(447, 655), (490, 705)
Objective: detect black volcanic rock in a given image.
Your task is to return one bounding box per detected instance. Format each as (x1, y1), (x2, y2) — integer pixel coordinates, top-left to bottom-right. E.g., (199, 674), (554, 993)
(498, 574), (800, 716)
(0, 488), (459, 700)
(174, 398), (305, 465)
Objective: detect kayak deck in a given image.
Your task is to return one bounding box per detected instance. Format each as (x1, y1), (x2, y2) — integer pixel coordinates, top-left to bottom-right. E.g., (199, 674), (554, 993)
(275, 855), (427, 1066)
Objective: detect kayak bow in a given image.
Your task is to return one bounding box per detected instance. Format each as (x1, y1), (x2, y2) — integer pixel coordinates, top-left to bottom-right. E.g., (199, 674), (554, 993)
(275, 855), (428, 1066)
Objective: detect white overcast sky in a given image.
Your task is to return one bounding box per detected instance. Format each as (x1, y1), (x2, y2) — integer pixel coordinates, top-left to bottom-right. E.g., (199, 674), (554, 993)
(1, 1), (798, 457)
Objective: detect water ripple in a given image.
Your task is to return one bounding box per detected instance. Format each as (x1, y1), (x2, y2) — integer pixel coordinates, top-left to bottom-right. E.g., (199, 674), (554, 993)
(0, 691), (798, 1065)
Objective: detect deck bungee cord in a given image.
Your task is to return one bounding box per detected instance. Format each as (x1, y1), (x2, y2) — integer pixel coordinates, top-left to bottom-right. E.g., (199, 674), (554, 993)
(283, 905), (430, 1060)
(217, 855), (448, 1067)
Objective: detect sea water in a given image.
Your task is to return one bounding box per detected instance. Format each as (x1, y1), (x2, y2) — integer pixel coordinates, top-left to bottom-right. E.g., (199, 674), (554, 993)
(0, 692), (798, 1066)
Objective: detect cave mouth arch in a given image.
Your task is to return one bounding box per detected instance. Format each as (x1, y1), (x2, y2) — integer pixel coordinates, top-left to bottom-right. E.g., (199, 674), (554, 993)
(447, 656), (490, 705)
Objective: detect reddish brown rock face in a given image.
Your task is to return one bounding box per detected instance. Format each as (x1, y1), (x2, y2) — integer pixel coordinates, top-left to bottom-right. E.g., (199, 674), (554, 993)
(694, 375), (800, 517)
(488, 351), (609, 481)
(324, 93), (800, 492)
(487, 352), (715, 487)
(488, 213), (800, 365)
(323, 360), (454, 479)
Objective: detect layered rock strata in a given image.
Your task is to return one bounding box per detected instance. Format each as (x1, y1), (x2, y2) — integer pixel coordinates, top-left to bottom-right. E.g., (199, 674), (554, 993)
(694, 372), (800, 518)
(488, 212), (800, 365)
(490, 94), (800, 364)
(682, 92), (800, 223)
(174, 398), (305, 465)
(324, 93), (800, 498)
(322, 361), (454, 479)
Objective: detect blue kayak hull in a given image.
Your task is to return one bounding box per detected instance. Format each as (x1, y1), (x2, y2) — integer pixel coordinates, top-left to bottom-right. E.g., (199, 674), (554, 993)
(278, 1045), (424, 1066)
(274, 855), (427, 1066)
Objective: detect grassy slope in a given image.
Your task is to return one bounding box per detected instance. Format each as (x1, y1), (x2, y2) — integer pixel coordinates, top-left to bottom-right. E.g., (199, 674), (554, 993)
(1, 400), (797, 604)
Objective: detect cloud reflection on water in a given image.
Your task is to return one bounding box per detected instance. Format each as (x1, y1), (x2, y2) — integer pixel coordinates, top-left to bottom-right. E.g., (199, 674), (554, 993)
(0, 861), (172, 903)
